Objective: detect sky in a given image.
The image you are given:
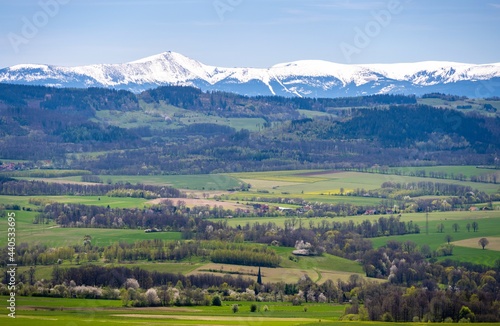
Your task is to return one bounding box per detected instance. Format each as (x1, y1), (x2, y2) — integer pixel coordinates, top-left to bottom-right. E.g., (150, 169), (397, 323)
(1, 0), (500, 69)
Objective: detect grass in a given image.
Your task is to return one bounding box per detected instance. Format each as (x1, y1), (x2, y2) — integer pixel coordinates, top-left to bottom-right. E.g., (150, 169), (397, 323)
(2, 223), (182, 247)
(0, 195), (148, 209)
(98, 174), (242, 191)
(439, 245), (500, 266)
(297, 109), (335, 118)
(0, 207), (182, 247)
(93, 101), (267, 132)
(0, 296), (347, 325)
(211, 210), (499, 228)
(13, 173), (243, 191)
(229, 169), (500, 197)
(12, 167), (499, 200)
(189, 250), (367, 284)
(45, 195), (148, 208)
(370, 214), (500, 266)
(387, 165), (500, 179)
(22, 227), (182, 247)
(274, 247), (363, 274)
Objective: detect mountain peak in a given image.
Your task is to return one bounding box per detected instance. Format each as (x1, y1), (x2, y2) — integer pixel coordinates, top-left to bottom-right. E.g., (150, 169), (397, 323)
(1, 52), (500, 97)
(129, 51), (189, 64)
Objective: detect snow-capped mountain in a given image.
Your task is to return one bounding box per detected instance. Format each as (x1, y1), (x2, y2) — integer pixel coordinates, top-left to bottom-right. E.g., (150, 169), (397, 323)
(1, 51), (500, 98)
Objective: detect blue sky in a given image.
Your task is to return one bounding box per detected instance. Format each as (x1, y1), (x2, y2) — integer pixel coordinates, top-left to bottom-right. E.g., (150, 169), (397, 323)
(1, 0), (499, 68)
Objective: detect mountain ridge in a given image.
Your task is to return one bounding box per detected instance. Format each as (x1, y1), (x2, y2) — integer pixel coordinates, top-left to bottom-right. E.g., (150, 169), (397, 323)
(2, 51), (500, 98)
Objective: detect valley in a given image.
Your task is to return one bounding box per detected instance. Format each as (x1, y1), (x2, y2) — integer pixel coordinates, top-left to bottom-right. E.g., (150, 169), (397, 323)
(0, 84), (499, 324)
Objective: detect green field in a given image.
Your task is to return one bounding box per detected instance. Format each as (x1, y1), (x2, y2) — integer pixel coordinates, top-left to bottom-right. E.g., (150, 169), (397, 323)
(0, 195), (148, 210)
(386, 165), (499, 179)
(0, 296), (348, 326)
(214, 210), (500, 266)
(211, 210), (499, 228)
(4, 296), (500, 326)
(2, 167), (499, 286)
(16, 174), (243, 191)
(93, 101), (267, 132)
(103, 174), (243, 190)
(228, 169), (500, 201)
(9, 166), (499, 198)
(0, 207), (182, 247)
(297, 109), (335, 119)
(370, 214), (500, 266)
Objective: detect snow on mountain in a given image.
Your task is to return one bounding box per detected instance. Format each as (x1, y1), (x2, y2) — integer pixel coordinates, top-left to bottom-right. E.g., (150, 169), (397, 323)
(1, 51), (500, 98)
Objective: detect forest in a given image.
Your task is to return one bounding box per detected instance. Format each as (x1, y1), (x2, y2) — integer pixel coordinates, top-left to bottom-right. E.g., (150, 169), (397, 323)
(0, 84), (498, 174)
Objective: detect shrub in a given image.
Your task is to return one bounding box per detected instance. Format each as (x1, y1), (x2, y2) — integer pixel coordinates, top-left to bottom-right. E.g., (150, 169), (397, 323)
(212, 295), (222, 307)
(250, 303), (258, 313)
(340, 314), (359, 321)
(232, 304), (239, 313)
(382, 312), (394, 322)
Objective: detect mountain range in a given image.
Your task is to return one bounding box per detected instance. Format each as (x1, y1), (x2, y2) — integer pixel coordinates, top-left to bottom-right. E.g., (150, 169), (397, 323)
(1, 51), (500, 98)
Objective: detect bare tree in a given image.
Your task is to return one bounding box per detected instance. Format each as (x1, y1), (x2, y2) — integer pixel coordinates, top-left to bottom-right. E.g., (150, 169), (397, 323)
(478, 238), (489, 250)
(445, 234), (453, 244)
(452, 223), (460, 233)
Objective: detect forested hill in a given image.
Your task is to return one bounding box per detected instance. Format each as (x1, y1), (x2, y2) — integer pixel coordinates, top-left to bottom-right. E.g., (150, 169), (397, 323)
(0, 83), (498, 174)
(143, 85), (416, 119)
(284, 106), (500, 148)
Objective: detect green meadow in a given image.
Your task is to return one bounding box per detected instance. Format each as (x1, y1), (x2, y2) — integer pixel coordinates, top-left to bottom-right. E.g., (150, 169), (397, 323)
(0, 205), (182, 247)
(229, 169), (499, 195)
(387, 165), (499, 179)
(0, 195), (149, 210)
(0, 296), (347, 326)
(93, 100), (267, 132)
(3, 296), (500, 326)
(16, 174), (243, 191)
